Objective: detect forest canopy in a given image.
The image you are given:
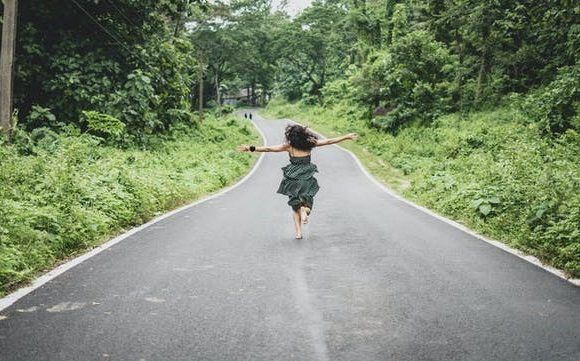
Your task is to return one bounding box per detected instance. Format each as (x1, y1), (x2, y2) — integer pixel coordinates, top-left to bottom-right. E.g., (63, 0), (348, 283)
(2, 0), (577, 138)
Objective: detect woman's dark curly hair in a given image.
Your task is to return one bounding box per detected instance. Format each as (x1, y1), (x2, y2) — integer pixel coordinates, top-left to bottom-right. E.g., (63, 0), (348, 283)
(285, 124), (318, 151)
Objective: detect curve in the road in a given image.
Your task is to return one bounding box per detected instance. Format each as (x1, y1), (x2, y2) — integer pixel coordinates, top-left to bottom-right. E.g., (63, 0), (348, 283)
(284, 117), (579, 287)
(0, 110), (579, 361)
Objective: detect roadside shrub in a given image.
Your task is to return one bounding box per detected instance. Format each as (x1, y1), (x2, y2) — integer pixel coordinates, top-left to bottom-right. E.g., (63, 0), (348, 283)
(42, 46), (120, 125)
(300, 94), (319, 106)
(26, 105), (58, 129)
(0, 114), (258, 295)
(371, 105), (415, 134)
(321, 78), (356, 106)
(138, 37), (195, 125)
(218, 104), (235, 115)
(166, 108), (195, 125)
(82, 110), (125, 140)
(522, 64), (579, 135)
(10, 125), (59, 156)
(110, 69), (160, 141)
(30, 127), (59, 153)
(354, 30), (458, 133)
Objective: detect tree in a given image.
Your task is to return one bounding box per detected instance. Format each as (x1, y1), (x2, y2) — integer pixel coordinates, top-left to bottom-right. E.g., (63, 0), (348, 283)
(273, 0), (351, 103)
(229, 0), (280, 105)
(10, 0), (202, 137)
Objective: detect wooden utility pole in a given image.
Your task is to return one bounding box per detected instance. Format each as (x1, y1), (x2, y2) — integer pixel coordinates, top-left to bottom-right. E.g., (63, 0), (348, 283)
(0, 0), (18, 140)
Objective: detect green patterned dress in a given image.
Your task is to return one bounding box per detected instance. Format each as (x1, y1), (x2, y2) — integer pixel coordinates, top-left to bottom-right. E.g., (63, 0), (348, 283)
(276, 154), (320, 212)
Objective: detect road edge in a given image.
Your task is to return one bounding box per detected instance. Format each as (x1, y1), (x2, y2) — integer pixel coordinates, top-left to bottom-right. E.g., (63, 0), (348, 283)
(274, 116), (580, 287)
(0, 114), (267, 312)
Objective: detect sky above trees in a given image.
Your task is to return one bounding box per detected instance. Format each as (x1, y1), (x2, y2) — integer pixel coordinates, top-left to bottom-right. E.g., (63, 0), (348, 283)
(273, 0), (312, 16)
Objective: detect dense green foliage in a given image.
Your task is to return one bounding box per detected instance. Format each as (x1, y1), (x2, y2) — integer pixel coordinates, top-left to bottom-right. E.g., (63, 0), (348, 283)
(264, 100), (580, 277)
(10, 1), (574, 134)
(272, 1), (353, 102)
(1, 0), (578, 288)
(358, 30), (459, 131)
(6, 0), (201, 139)
(189, 0), (287, 105)
(522, 65), (580, 135)
(260, 0), (579, 134)
(0, 114), (258, 295)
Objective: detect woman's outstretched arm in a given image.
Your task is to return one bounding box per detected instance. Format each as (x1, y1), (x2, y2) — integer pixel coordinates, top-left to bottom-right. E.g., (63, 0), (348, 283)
(315, 133), (357, 147)
(237, 143), (289, 152)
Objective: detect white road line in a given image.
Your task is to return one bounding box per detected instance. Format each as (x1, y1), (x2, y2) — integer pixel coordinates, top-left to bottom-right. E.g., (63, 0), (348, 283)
(278, 117), (580, 287)
(0, 115), (268, 312)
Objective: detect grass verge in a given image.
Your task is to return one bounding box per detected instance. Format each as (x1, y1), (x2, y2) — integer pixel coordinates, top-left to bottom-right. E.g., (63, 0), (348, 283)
(262, 100), (580, 279)
(0, 113), (259, 295)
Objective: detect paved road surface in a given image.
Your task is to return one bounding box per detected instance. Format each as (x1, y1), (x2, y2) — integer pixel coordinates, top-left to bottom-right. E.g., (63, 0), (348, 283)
(1, 111), (579, 361)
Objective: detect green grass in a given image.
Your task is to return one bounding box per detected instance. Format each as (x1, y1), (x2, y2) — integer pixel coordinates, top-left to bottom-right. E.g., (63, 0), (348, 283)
(0, 114), (260, 295)
(262, 99), (580, 278)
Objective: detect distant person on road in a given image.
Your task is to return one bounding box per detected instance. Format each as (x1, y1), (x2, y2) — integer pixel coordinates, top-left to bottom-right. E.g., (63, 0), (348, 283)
(238, 124), (357, 239)
(249, 113), (253, 120)
(244, 113), (247, 118)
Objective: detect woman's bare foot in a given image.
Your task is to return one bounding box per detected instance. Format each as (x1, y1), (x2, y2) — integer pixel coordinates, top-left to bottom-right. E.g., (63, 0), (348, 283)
(300, 206), (311, 224)
(295, 234), (303, 239)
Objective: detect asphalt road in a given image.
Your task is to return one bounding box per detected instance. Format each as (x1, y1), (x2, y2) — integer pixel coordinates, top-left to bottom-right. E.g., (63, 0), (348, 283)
(1, 111), (579, 361)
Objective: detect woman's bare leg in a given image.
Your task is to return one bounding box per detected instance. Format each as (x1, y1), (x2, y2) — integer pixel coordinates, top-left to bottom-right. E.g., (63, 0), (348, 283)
(300, 206), (311, 224)
(292, 211), (303, 238)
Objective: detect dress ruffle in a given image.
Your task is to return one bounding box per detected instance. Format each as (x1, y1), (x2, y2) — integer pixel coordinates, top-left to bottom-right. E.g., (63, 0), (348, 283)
(276, 155), (320, 211)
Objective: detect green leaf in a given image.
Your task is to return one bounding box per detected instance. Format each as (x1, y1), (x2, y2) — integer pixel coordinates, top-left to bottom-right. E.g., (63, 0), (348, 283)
(471, 198), (484, 208)
(479, 204), (492, 216)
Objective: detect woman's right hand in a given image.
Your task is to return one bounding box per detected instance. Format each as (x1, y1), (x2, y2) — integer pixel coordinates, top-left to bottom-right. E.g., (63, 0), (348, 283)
(237, 145), (249, 152)
(346, 133), (358, 141)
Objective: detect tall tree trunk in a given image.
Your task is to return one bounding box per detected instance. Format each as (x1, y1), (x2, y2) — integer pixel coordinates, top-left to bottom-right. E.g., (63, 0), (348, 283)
(475, 50), (491, 104)
(198, 61), (204, 122)
(215, 74), (221, 106)
(261, 87), (269, 104)
(173, 0), (188, 38)
(318, 71), (326, 104)
(173, 17), (182, 38)
(475, 4), (493, 105)
(454, 28), (465, 110)
(251, 81), (256, 106)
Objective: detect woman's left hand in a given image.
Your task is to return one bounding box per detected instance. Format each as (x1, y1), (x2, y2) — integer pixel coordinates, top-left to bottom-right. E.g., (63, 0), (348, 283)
(237, 145), (249, 152)
(347, 133), (358, 140)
